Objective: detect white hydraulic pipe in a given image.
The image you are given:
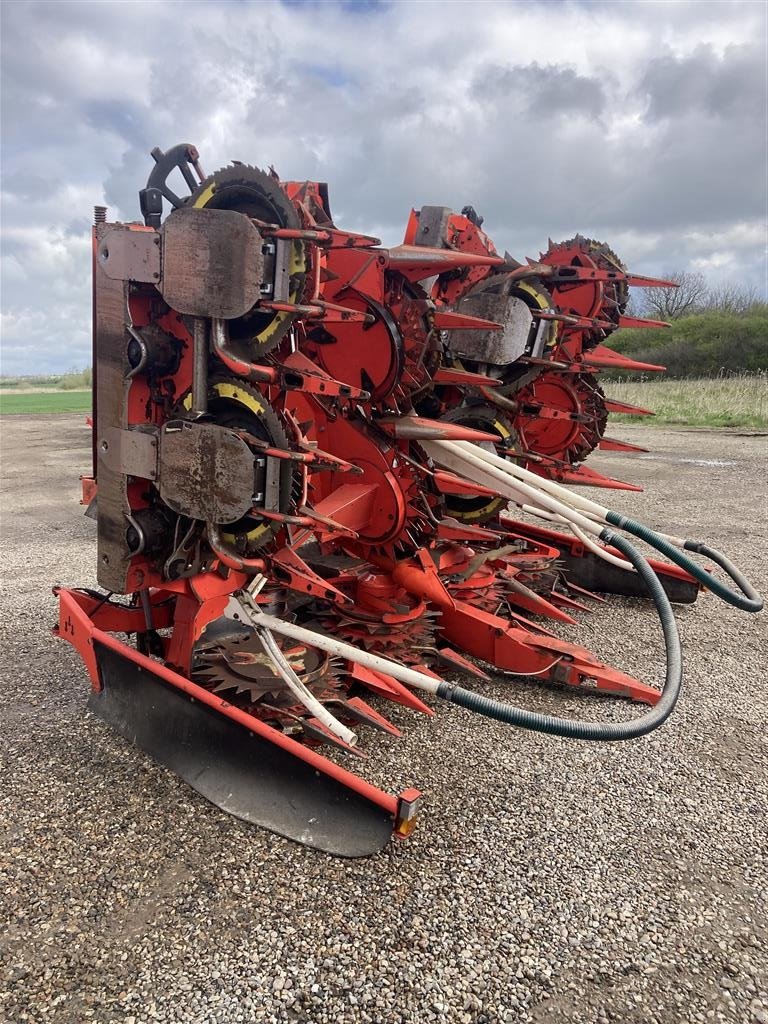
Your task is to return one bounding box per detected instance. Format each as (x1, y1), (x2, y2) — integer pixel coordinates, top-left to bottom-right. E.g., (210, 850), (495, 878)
(424, 440), (552, 517)
(455, 440), (611, 520)
(569, 523), (635, 570)
(517, 506), (634, 571)
(427, 439), (638, 572)
(520, 504), (605, 526)
(425, 439), (607, 538)
(256, 626), (359, 747)
(463, 441), (689, 548)
(461, 442), (695, 570)
(237, 607), (442, 696)
(425, 440), (534, 507)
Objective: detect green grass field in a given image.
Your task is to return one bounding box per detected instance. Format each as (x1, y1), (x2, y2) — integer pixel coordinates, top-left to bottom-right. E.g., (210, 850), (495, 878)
(1, 375), (766, 428)
(0, 390), (92, 415)
(603, 373), (768, 429)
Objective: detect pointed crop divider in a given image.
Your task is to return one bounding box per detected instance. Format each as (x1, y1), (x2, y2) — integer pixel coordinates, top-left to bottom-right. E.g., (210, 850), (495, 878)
(251, 217), (381, 250)
(561, 580), (607, 604)
(379, 548), (661, 705)
(504, 607), (558, 637)
(261, 299), (373, 324)
(436, 516), (502, 542)
(603, 398), (655, 417)
(210, 320), (370, 399)
(580, 344), (665, 373)
(547, 592), (592, 614)
(518, 355), (570, 371)
(536, 266), (678, 290)
(491, 532), (562, 568)
(477, 386), (521, 415)
(496, 515), (700, 605)
(502, 575), (578, 625)
(621, 273), (679, 289)
(617, 315), (671, 329)
(496, 258), (549, 280)
(387, 244), (504, 269)
(433, 647), (491, 680)
(270, 547), (354, 606)
(532, 310), (614, 331)
(347, 662), (434, 715)
(432, 367), (502, 388)
(322, 228), (382, 249)
(437, 596), (661, 705)
(433, 470), (498, 497)
(523, 632), (662, 705)
(598, 437), (649, 454)
(300, 716), (367, 758)
(326, 696), (402, 737)
(535, 463), (644, 492)
(296, 505), (361, 537)
(386, 244), (504, 282)
(292, 484), (379, 546)
(378, 416), (501, 443)
(255, 507), (358, 539)
(296, 445), (362, 474)
(242, 435), (361, 475)
(279, 350), (372, 400)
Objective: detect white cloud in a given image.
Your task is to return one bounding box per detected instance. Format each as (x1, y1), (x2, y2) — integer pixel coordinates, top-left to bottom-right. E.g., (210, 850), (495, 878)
(1, 0), (765, 373)
(684, 221), (767, 249)
(691, 251), (738, 271)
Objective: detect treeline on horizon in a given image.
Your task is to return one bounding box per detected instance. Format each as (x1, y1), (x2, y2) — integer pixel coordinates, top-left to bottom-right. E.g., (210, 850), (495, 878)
(0, 368), (92, 389)
(607, 272), (767, 378)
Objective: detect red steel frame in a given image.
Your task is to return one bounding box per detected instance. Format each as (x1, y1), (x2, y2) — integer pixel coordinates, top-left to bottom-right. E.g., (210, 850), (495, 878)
(54, 149), (700, 851)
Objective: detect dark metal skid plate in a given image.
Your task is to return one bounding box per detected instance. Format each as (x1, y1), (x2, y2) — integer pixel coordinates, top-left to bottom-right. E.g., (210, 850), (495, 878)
(559, 551), (699, 604)
(91, 641), (395, 857)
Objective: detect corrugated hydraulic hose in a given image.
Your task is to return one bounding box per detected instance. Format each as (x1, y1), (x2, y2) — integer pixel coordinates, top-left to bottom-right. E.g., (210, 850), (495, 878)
(605, 512), (763, 614)
(436, 530), (683, 741)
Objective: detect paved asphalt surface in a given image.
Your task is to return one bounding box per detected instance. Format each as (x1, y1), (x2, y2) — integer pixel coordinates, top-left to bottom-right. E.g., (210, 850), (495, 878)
(1, 416), (766, 1024)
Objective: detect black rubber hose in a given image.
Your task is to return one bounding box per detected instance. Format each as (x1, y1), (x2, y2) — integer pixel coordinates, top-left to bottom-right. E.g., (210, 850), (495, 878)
(605, 512), (763, 614)
(436, 529), (682, 741)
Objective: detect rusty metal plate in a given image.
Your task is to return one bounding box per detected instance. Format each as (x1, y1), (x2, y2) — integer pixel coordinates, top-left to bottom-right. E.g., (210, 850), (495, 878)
(158, 420), (255, 524)
(450, 294), (533, 364)
(99, 426), (158, 480)
(97, 225), (161, 282)
(159, 207), (264, 318)
(94, 222), (134, 593)
(413, 206), (451, 247)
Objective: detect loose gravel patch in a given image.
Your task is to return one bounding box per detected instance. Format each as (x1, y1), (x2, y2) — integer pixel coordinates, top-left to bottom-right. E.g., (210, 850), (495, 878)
(1, 417), (766, 1023)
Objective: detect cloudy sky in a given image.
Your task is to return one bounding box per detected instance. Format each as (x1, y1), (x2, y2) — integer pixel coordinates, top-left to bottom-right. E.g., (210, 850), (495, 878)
(1, 0), (766, 374)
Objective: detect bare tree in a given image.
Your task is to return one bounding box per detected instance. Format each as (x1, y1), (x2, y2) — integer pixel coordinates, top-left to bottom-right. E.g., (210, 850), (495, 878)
(643, 271), (708, 320)
(704, 282), (761, 315)
(623, 292), (642, 319)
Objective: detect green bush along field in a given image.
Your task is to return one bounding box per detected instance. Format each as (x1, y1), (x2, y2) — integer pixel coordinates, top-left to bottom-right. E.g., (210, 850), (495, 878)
(608, 305), (767, 378)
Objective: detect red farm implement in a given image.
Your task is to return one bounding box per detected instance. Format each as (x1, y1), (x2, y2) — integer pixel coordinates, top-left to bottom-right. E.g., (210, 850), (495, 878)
(55, 143), (762, 855)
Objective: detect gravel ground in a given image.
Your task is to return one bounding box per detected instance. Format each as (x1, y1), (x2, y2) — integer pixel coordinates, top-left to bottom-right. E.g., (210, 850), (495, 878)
(1, 416), (766, 1024)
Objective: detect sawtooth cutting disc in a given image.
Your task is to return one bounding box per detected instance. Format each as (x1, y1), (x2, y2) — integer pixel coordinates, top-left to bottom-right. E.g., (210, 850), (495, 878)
(542, 235), (629, 345)
(181, 377), (300, 552)
(190, 164), (308, 356)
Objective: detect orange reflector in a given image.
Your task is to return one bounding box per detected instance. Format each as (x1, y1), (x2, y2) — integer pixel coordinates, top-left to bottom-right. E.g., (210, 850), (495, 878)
(395, 816), (419, 840)
(394, 787), (422, 839)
